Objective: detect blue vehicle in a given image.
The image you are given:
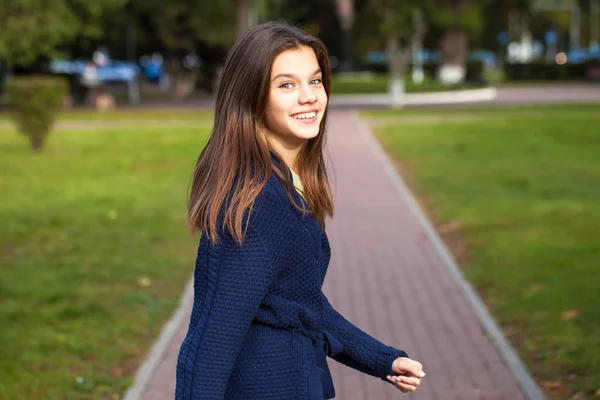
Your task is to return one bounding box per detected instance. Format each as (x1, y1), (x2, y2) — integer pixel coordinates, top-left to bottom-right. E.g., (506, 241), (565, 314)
(49, 59), (139, 84)
(139, 54), (166, 83)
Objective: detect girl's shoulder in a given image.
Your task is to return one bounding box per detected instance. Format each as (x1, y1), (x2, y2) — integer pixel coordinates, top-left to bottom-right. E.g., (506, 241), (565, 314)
(254, 172), (290, 212)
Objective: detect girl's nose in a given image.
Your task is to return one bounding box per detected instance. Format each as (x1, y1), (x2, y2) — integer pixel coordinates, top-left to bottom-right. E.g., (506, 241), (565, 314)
(299, 85), (317, 104)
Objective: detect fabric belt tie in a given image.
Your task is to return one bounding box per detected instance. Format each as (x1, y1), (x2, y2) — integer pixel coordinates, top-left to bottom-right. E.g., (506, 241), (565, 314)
(294, 327), (343, 400)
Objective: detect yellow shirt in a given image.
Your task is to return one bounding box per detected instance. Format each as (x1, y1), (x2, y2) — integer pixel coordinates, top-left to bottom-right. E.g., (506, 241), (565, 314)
(290, 169), (304, 199)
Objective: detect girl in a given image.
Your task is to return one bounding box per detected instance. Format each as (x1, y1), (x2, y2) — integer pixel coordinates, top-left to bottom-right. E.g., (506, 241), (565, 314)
(175, 21), (425, 399)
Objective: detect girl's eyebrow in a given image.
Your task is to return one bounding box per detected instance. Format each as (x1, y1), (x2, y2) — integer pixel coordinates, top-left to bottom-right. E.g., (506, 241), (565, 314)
(271, 68), (322, 82)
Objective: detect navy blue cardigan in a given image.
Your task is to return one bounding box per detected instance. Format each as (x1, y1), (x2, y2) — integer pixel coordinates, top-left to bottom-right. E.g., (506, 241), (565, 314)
(175, 164), (408, 399)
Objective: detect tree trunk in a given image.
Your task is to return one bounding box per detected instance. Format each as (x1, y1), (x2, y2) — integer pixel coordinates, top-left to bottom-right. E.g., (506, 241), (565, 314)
(336, 0), (354, 72)
(1, 58), (13, 105)
(30, 133), (45, 152)
(411, 10), (427, 84)
(166, 58), (198, 100)
(339, 24), (353, 72)
(235, 0), (251, 38)
(520, 13), (533, 63)
(387, 34), (410, 108)
(438, 28), (469, 84)
(591, 0), (600, 51)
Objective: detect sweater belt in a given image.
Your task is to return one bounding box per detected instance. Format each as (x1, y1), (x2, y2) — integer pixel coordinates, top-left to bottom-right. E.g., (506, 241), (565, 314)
(293, 327), (343, 400)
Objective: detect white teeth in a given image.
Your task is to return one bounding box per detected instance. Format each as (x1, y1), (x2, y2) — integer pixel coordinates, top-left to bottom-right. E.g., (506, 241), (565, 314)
(293, 112), (316, 120)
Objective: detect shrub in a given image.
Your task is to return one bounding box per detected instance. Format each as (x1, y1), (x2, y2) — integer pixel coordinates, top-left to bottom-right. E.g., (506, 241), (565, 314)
(503, 62), (596, 81)
(6, 75), (68, 151)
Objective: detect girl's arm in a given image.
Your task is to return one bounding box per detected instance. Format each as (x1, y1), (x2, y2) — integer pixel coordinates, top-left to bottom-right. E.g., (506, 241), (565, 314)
(321, 293), (409, 382)
(176, 217), (276, 399)
(319, 232), (408, 382)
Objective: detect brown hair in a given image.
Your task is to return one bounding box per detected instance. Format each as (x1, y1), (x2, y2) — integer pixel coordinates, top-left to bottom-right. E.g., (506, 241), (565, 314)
(188, 21), (334, 244)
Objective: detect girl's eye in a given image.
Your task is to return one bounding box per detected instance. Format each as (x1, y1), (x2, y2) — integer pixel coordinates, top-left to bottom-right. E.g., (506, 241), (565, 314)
(280, 82), (293, 89)
(311, 78), (322, 85)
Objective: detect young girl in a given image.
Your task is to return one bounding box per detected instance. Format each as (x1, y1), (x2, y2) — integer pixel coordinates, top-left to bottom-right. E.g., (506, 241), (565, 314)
(175, 21), (425, 399)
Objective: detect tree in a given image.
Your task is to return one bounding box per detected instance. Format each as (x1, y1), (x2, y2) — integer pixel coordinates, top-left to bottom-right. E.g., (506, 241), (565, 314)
(431, 0), (485, 84)
(134, 0), (235, 98)
(336, 0), (354, 71)
(0, 0), (125, 151)
(362, 0), (428, 107)
(0, 0), (126, 70)
(234, 0), (251, 38)
(7, 76), (68, 151)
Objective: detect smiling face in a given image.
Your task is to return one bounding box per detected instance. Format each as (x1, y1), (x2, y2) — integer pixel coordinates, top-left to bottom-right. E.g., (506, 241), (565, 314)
(263, 45), (328, 161)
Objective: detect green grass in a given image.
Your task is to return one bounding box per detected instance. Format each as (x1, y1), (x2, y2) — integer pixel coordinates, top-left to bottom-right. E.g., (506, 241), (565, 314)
(364, 102), (600, 399)
(0, 108), (214, 122)
(330, 73), (486, 94)
(0, 112), (210, 399)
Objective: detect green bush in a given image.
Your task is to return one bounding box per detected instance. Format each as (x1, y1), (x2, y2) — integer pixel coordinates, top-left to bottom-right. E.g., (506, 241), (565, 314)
(464, 61), (486, 82)
(503, 62), (598, 81)
(6, 75), (68, 151)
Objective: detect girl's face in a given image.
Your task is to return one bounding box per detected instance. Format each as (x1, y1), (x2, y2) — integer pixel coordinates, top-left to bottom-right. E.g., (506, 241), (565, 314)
(264, 46), (327, 152)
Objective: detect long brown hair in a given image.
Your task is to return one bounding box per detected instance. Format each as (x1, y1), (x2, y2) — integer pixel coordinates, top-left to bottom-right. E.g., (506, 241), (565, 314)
(188, 21), (334, 245)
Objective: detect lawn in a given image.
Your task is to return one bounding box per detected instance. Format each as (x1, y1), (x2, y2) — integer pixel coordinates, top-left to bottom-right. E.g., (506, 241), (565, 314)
(330, 73), (486, 94)
(0, 111), (211, 399)
(364, 103), (600, 399)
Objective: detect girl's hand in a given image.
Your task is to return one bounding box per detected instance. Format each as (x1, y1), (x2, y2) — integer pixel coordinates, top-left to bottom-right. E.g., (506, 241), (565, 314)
(386, 357), (425, 393)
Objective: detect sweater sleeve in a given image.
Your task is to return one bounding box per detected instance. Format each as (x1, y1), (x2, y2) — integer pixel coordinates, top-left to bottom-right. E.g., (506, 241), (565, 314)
(322, 294), (409, 382)
(176, 218), (276, 399)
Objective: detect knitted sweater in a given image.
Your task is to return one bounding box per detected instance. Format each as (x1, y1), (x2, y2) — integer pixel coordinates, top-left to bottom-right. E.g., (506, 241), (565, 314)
(175, 161), (408, 400)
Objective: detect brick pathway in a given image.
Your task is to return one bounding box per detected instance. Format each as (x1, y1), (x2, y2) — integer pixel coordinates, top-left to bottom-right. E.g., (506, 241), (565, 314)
(138, 110), (530, 400)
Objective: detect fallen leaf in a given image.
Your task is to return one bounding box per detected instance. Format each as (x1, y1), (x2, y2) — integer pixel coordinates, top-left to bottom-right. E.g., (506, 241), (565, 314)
(529, 283), (545, 293)
(540, 381), (561, 390)
(137, 277), (152, 287)
(438, 220), (463, 234)
(540, 380), (569, 397)
(562, 309), (580, 320)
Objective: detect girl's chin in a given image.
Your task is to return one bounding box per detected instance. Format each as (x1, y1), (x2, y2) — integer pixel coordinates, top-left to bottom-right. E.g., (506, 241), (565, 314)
(288, 122), (321, 139)
(266, 123), (320, 144)
(291, 128), (320, 141)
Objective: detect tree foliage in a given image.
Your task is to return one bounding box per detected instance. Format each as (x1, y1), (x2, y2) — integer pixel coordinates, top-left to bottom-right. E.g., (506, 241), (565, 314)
(131, 0), (236, 98)
(0, 0), (126, 67)
(430, 0), (486, 34)
(134, 0), (235, 57)
(6, 75), (68, 151)
(353, 0), (429, 106)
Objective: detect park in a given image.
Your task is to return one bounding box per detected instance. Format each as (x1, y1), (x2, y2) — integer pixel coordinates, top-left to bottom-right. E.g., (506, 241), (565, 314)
(1, 1), (599, 399)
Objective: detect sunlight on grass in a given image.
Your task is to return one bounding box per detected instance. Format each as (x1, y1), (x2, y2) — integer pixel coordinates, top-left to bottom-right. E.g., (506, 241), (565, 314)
(0, 113), (210, 399)
(330, 73), (485, 94)
(367, 103), (600, 398)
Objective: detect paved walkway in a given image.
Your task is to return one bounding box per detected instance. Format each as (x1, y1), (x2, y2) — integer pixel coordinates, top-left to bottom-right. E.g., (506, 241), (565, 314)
(133, 110), (541, 400)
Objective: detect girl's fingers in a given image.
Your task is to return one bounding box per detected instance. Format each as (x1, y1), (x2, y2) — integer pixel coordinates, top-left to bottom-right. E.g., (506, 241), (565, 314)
(394, 381), (418, 392)
(387, 375), (420, 392)
(396, 375), (421, 387)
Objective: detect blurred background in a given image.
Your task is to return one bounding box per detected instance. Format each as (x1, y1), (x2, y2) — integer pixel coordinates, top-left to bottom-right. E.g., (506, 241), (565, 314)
(1, 1), (599, 399)
(1, 0), (599, 107)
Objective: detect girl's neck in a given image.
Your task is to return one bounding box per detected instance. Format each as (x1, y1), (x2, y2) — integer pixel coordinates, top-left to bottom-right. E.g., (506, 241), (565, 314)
(267, 139), (302, 172)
